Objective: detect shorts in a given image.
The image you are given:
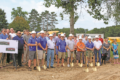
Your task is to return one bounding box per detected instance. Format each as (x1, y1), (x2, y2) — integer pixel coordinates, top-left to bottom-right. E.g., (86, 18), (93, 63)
(86, 50), (94, 57)
(37, 50), (45, 59)
(58, 51), (65, 59)
(67, 51), (74, 57)
(76, 51), (84, 61)
(29, 51), (36, 60)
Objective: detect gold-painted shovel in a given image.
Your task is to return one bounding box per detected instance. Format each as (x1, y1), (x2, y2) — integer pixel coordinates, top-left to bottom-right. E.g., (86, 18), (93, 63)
(43, 50), (47, 70)
(70, 51), (74, 67)
(85, 56), (89, 72)
(96, 53), (100, 67)
(36, 42), (41, 71)
(79, 53), (83, 67)
(92, 56), (97, 71)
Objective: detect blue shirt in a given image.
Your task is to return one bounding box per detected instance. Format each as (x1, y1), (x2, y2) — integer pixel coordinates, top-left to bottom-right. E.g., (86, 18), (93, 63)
(13, 36), (24, 49)
(0, 33), (8, 39)
(57, 39), (66, 52)
(46, 37), (49, 41)
(86, 41), (94, 49)
(37, 36), (47, 50)
(112, 43), (118, 50)
(28, 36), (37, 51)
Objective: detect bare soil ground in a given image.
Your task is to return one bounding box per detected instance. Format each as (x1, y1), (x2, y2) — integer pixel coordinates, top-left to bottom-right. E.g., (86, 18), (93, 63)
(0, 61), (120, 80)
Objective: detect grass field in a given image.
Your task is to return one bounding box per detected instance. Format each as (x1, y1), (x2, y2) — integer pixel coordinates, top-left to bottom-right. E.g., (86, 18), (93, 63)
(110, 42), (120, 58)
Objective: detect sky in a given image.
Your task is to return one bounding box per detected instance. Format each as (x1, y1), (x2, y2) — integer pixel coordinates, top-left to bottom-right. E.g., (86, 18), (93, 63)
(0, 0), (115, 30)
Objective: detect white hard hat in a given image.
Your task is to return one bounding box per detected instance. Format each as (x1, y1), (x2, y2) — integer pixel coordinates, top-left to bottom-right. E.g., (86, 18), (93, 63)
(64, 33), (66, 34)
(49, 34), (53, 37)
(79, 36), (82, 39)
(95, 35), (99, 38)
(31, 31), (36, 34)
(40, 30), (44, 33)
(69, 34), (73, 37)
(61, 34), (64, 37)
(58, 33), (61, 35)
(88, 36), (92, 39)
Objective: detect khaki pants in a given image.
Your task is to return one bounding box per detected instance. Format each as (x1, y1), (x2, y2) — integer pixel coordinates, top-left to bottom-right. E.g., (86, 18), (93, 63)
(23, 46), (29, 63)
(0, 53), (7, 67)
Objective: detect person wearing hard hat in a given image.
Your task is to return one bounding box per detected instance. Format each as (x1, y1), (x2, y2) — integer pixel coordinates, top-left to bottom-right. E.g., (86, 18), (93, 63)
(28, 31), (37, 71)
(55, 33), (61, 63)
(64, 33), (67, 41)
(37, 30), (47, 68)
(47, 34), (55, 68)
(57, 34), (67, 67)
(86, 36), (94, 65)
(66, 34), (75, 67)
(76, 36), (85, 65)
(93, 35), (102, 65)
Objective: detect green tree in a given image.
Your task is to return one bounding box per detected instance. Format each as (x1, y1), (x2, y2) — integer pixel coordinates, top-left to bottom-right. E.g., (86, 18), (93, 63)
(28, 9), (41, 31)
(9, 16), (30, 32)
(0, 9), (8, 30)
(11, 7), (28, 20)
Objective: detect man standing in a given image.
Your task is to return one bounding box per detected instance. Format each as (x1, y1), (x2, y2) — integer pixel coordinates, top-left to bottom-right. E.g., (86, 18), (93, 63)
(13, 31), (25, 66)
(47, 34), (55, 68)
(57, 34), (67, 67)
(55, 33), (61, 63)
(0, 28), (8, 68)
(99, 35), (103, 53)
(28, 31), (37, 71)
(76, 36), (85, 65)
(67, 34), (75, 67)
(86, 36), (94, 65)
(23, 30), (31, 65)
(37, 30), (47, 68)
(9, 28), (16, 39)
(94, 35), (102, 65)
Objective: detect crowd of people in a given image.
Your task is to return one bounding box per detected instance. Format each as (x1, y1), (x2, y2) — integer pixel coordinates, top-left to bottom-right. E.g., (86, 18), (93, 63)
(0, 28), (119, 71)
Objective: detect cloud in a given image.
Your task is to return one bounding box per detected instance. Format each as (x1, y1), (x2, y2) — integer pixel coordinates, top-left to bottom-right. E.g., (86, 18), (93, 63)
(10, 0), (16, 3)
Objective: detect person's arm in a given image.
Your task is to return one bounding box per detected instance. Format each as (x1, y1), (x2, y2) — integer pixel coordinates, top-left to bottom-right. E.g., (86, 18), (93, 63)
(103, 43), (107, 49)
(38, 43), (44, 50)
(27, 39), (36, 46)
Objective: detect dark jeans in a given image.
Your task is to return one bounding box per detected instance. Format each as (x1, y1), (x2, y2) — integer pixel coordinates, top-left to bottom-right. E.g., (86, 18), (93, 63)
(13, 49), (23, 66)
(7, 53), (10, 63)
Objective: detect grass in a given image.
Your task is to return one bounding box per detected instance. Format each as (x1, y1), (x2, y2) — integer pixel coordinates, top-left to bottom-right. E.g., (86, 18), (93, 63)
(110, 42), (120, 58)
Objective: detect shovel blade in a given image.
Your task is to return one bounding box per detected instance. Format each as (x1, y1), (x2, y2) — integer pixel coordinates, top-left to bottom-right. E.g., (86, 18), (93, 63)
(70, 63), (74, 67)
(43, 65), (47, 70)
(85, 68), (89, 72)
(63, 63), (65, 66)
(79, 63), (83, 67)
(37, 66), (41, 71)
(96, 62), (100, 66)
(89, 63), (93, 67)
(92, 67), (97, 71)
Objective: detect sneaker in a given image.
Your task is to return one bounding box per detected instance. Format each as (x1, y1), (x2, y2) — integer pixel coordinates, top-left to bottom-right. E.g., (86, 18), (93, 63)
(34, 67), (37, 70)
(28, 67), (32, 71)
(50, 66), (55, 68)
(47, 66), (49, 68)
(67, 64), (70, 67)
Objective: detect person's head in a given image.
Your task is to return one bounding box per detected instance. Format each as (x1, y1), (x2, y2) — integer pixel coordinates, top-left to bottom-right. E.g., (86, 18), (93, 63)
(40, 30), (45, 37)
(88, 36), (92, 42)
(69, 34), (73, 40)
(74, 36), (77, 39)
(17, 31), (21, 37)
(58, 33), (61, 38)
(99, 35), (101, 38)
(79, 36), (82, 42)
(92, 38), (95, 41)
(46, 33), (49, 37)
(1, 28), (6, 34)
(49, 34), (53, 40)
(81, 34), (84, 38)
(61, 34), (64, 40)
(85, 36), (88, 40)
(26, 30), (29, 35)
(64, 33), (66, 37)
(31, 31), (36, 38)
(23, 30), (26, 34)
(105, 38), (108, 43)
(10, 28), (14, 33)
(54, 33), (56, 36)
(72, 35), (74, 39)
(114, 39), (117, 44)
(95, 35), (99, 41)
(37, 33), (40, 38)
(6, 29), (10, 34)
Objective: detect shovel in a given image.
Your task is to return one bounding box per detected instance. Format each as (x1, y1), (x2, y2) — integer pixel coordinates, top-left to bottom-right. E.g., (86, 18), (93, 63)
(70, 51), (74, 67)
(96, 52), (100, 67)
(79, 52), (83, 67)
(36, 43), (41, 71)
(43, 50), (47, 70)
(85, 56), (89, 72)
(89, 52), (93, 67)
(92, 56), (97, 71)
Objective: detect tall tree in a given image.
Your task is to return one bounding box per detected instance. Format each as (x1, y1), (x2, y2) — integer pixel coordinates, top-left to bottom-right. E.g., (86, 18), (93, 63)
(11, 7), (28, 20)
(9, 16), (30, 32)
(50, 12), (58, 30)
(0, 9), (8, 30)
(44, 0), (80, 34)
(28, 9), (41, 31)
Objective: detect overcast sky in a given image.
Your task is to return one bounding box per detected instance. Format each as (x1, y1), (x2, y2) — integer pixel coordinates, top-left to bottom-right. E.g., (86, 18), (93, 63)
(0, 0), (115, 30)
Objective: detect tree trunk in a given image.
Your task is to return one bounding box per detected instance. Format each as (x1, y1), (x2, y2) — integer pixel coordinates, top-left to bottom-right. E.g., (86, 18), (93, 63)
(70, 2), (74, 34)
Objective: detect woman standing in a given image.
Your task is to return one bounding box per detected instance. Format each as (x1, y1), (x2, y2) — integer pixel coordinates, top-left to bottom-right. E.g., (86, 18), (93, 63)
(103, 38), (111, 63)
(112, 39), (119, 64)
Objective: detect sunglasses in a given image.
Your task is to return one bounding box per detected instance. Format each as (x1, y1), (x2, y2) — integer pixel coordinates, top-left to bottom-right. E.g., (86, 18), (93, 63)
(18, 33), (21, 34)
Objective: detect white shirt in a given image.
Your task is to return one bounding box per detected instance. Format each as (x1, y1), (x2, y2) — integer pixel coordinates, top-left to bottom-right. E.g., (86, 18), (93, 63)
(9, 33), (16, 38)
(47, 39), (55, 49)
(67, 39), (75, 51)
(93, 40), (102, 49)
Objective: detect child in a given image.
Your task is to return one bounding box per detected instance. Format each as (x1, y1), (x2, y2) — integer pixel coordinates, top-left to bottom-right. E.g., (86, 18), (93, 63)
(112, 39), (119, 64)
